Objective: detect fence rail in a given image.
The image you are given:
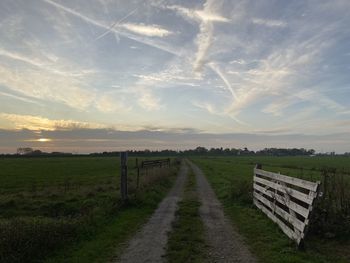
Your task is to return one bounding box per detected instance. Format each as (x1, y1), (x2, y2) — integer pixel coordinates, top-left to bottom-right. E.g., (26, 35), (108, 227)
(141, 158), (170, 168)
(253, 164), (320, 246)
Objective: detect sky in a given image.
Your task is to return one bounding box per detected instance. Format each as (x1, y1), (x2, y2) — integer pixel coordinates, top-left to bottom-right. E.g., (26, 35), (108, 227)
(0, 0), (350, 153)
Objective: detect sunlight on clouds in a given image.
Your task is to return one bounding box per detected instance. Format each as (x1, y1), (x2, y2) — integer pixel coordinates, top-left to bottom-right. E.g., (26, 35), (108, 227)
(120, 23), (173, 37)
(37, 138), (52, 142)
(94, 94), (131, 113)
(0, 113), (105, 131)
(137, 90), (162, 111)
(0, 0), (349, 152)
(0, 65), (94, 110)
(195, 10), (229, 22)
(0, 44), (99, 111)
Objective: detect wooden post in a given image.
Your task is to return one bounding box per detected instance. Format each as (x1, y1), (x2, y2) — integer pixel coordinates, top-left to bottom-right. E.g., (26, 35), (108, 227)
(136, 158), (140, 189)
(120, 152), (128, 201)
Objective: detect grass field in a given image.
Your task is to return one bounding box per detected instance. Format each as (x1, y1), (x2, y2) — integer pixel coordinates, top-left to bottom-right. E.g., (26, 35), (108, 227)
(1, 155), (349, 263)
(191, 156), (350, 263)
(0, 156), (179, 263)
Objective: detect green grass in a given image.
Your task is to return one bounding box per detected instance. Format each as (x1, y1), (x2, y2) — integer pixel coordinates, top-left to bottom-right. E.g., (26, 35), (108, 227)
(0, 157), (119, 191)
(191, 156), (350, 263)
(44, 175), (177, 263)
(0, 156), (179, 263)
(166, 168), (207, 263)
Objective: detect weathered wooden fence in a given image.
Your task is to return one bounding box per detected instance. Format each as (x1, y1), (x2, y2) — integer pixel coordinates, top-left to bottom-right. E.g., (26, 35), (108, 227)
(253, 164), (320, 246)
(140, 158), (170, 168)
(135, 158), (171, 189)
(120, 155), (171, 199)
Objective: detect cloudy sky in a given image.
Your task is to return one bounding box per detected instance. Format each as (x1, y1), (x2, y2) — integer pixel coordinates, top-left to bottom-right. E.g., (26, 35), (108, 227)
(0, 0), (350, 153)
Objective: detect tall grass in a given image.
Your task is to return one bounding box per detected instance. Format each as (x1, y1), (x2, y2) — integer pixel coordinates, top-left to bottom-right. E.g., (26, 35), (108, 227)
(311, 168), (350, 238)
(0, 217), (77, 263)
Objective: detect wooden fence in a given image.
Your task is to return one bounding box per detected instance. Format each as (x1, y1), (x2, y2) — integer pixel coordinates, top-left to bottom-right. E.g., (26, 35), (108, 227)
(120, 155), (171, 200)
(141, 158), (170, 168)
(134, 158), (171, 189)
(253, 164), (320, 246)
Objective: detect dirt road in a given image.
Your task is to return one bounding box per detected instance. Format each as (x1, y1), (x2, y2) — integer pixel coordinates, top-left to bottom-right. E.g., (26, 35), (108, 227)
(115, 160), (256, 263)
(189, 161), (257, 263)
(115, 162), (188, 263)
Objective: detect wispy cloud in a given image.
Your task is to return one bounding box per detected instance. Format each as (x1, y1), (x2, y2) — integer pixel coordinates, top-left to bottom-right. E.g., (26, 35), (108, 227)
(1, 0), (349, 152)
(94, 7), (138, 41)
(192, 100), (217, 115)
(252, 18), (287, 28)
(0, 49), (45, 68)
(0, 64), (94, 110)
(42, 0), (179, 55)
(166, 4), (229, 23)
(0, 48), (96, 78)
(0, 90), (42, 105)
(94, 93), (131, 113)
(166, 1), (229, 73)
(137, 89), (163, 111)
(192, 0), (228, 73)
(208, 62), (238, 102)
(120, 23), (172, 37)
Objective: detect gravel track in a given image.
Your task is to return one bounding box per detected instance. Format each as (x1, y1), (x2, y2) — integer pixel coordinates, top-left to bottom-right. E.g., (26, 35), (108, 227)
(115, 162), (188, 263)
(189, 161), (257, 263)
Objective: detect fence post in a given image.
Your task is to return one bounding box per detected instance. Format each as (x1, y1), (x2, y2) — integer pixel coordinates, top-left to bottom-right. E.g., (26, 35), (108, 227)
(120, 152), (128, 201)
(136, 158), (140, 189)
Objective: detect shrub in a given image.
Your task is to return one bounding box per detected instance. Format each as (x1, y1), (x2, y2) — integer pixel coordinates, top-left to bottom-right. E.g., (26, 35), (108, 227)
(229, 179), (252, 205)
(310, 168), (350, 238)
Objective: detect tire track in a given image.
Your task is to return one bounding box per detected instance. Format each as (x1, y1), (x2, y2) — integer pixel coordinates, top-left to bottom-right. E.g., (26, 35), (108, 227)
(115, 162), (188, 263)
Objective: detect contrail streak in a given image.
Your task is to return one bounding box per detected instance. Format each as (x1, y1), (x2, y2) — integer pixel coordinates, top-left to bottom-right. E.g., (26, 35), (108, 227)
(94, 8), (138, 41)
(42, 0), (179, 56)
(208, 63), (238, 101)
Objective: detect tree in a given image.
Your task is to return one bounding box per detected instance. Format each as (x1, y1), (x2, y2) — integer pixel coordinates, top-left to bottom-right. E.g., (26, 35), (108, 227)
(17, 147), (33, 155)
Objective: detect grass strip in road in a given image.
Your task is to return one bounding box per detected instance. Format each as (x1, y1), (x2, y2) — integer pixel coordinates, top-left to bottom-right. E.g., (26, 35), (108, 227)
(166, 168), (207, 263)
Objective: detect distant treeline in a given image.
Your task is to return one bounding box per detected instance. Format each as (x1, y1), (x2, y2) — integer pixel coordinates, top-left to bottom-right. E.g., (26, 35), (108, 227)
(1, 146), (349, 157)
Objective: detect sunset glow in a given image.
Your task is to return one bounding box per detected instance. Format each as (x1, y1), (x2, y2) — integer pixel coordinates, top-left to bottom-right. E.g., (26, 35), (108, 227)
(0, 0), (350, 153)
(37, 138), (52, 143)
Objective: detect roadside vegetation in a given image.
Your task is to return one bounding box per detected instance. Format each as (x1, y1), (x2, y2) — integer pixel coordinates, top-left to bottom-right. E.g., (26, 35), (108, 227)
(0, 156), (179, 263)
(191, 156), (350, 263)
(166, 168), (207, 263)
